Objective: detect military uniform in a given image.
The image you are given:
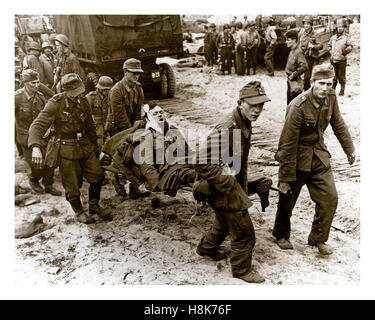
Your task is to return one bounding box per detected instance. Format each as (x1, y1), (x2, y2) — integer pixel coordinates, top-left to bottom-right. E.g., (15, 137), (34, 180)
(15, 87), (55, 188)
(39, 52), (55, 88)
(299, 29), (323, 90)
(245, 28), (260, 75)
(273, 87), (355, 245)
(264, 25), (277, 75)
(56, 51), (85, 81)
(28, 89), (105, 221)
(86, 90), (110, 149)
(23, 54), (46, 85)
(218, 29), (234, 74)
(195, 82), (270, 280)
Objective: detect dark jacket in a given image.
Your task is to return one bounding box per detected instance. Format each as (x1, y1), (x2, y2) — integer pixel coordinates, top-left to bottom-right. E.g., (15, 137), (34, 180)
(23, 54), (46, 85)
(86, 90), (110, 127)
(15, 88), (46, 146)
(57, 51), (85, 80)
(108, 78), (144, 133)
(276, 88), (355, 182)
(299, 29), (323, 59)
(194, 107), (253, 211)
(39, 53), (55, 87)
(28, 93), (98, 159)
(285, 46), (308, 78)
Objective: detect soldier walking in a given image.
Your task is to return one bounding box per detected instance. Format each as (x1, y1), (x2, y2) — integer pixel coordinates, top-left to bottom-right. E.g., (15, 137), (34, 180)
(194, 81), (271, 283)
(299, 16), (323, 91)
(273, 64), (355, 255)
(39, 42), (56, 89)
(86, 76), (114, 149)
(328, 19), (353, 96)
(106, 58), (149, 199)
(23, 41), (46, 86)
(15, 70), (61, 196)
(28, 73), (110, 224)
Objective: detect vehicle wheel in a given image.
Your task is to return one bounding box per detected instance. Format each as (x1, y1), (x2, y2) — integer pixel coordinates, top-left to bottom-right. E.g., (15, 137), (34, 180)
(160, 63), (176, 98)
(160, 74), (168, 99)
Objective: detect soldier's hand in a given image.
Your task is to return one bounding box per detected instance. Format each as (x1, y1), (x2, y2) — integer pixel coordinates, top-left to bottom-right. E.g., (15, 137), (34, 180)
(279, 182), (291, 194)
(347, 152), (356, 165)
(32, 147), (44, 169)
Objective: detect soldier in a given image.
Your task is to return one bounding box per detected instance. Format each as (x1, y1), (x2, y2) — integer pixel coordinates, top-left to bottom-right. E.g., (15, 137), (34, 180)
(273, 64), (355, 255)
(328, 19), (353, 96)
(245, 21), (261, 75)
(15, 70), (61, 196)
(264, 19), (277, 76)
(23, 41), (46, 85)
(217, 24), (234, 75)
(203, 23), (218, 66)
(285, 29), (308, 104)
(194, 81), (271, 283)
(54, 34), (85, 91)
(86, 76), (114, 149)
(299, 15), (323, 90)
(234, 22), (247, 76)
(39, 41), (56, 89)
(106, 58), (149, 199)
(28, 73), (110, 224)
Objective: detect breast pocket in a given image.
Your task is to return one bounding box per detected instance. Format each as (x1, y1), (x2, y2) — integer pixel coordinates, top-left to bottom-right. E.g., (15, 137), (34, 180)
(19, 108), (32, 122)
(302, 117), (317, 135)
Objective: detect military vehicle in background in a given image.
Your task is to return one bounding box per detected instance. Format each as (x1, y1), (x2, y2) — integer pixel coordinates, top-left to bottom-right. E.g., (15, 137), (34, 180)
(51, 15), (184, 99)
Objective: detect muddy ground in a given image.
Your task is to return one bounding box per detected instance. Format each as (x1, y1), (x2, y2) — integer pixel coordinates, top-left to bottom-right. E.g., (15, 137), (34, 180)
(13, 24), (361, 291)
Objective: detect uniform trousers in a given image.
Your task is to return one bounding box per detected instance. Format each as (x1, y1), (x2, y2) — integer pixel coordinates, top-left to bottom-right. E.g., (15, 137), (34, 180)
(272, 155), (338, 244)
(197, 208), (255, 277)
(332, 60), (347, 90)
(220, 48), (232, 74)
(59, 153), (105, 202)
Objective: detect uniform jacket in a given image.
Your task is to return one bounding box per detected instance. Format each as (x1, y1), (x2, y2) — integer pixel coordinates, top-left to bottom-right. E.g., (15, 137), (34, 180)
(108, 77), (144, 133)
(235, 29), (248, 50)
(23, 54), (46, 85)
(246, 30), (261, 49)
(39, 53), (55, 87)
(299, 29), (323, 58)
(276, 88), (355, 182)
(218, 31), (235, 49)
(194, 107), (253, 211)
(15, 87), (46, 145)
(328, 33), (353, 63)
(57, 51), (85, 80)
(86, 90), (110, 128)
(28, 93), (98, 158)
(285, 46), (308, 78)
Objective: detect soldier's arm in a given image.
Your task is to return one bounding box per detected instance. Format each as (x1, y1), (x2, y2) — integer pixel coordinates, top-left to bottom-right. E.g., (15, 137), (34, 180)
(343, 37), (353, 55)
(28, 100), (58, 149)
(133, 86), (144, 122)
(329, 94), (355, 155)
(110, 87), (131, 131)
(82, 99), (99, 150)
(295, 51), (308, 77)
(277, 105), (303, 182)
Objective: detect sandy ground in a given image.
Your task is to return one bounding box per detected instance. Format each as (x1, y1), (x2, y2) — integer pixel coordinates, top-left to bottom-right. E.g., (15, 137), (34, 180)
(14, 24), (360, 287)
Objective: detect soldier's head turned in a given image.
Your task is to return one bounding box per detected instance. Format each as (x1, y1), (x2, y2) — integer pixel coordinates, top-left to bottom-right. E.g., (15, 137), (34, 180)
(61, 73), (85, 98)
(123, 58), (143, 83)
(96, 76), (113, 96)
(54, 34), (70, 53)
(22, 69), (40, 93)
(285, 29), (299, 48)
(238, 81), (271, 122)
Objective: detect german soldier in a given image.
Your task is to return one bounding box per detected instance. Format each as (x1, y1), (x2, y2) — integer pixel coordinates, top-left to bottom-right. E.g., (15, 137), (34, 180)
(15, 70), (61, 196)
(28, 73), (110, 224)
(273, 64), (355, 255)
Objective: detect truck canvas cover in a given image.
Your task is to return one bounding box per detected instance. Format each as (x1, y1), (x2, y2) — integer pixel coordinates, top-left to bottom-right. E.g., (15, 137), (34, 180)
(53, 15), (182, 63)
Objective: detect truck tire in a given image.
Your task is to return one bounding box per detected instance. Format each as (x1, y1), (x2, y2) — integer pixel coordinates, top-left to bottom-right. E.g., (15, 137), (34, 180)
(160, 74), (168, 99)
(160, 63), (176, 98)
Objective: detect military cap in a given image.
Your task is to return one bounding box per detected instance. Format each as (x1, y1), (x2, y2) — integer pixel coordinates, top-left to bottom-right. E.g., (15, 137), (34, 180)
(21, 69), (39, 83)
(61, 73), (85, 97)
(223, 24), (230, 30)
(285, 29), (299, 41)
(210, 23), (216, 29)
(239, 81), (271, 105)
(27, 41), (41, 52)
(96, 76), (114, 90)
(123, 58), (144, 73)
(42, 41), (53, 49)
(311, 63), (335, 81)
(55, 34), (70, 47)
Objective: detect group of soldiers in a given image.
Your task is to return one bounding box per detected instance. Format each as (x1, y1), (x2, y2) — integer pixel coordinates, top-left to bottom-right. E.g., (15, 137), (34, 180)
(203, 14), (353, 96)
(15, 27), (356, 284)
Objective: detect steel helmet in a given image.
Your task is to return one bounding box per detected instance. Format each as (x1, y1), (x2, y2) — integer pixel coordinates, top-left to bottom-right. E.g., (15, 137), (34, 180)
(55, 34), (70, 47)
(27, 41), (41, 52)
(42, 41), (53, 49)
(96, 76), (114, 90)
(303, 15), (313, 25)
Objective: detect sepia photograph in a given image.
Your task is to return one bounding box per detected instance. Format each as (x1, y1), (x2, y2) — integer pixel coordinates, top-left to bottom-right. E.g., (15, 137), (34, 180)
(4, 0), (374, 301)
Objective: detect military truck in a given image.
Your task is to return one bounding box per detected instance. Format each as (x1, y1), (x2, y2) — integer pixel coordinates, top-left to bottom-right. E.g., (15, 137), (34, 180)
(52, 15), (184, 99)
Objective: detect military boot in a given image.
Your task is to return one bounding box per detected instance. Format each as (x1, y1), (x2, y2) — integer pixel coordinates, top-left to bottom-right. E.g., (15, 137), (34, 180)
(129, 184), (151, 200)
(44, 185), (62, 196)
(89, 200), (111, 221)
(235, 271), (265, 284)
(29, 179), (44, 194)
(112, 175), (127, 197)
(339, 83), (346, 96)
(69, 198), (96, 224)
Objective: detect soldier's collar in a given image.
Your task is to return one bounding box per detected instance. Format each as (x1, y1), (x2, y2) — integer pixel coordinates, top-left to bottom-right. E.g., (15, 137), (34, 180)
(234, 107), (251, 139)
(309, 89), (327, 109)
